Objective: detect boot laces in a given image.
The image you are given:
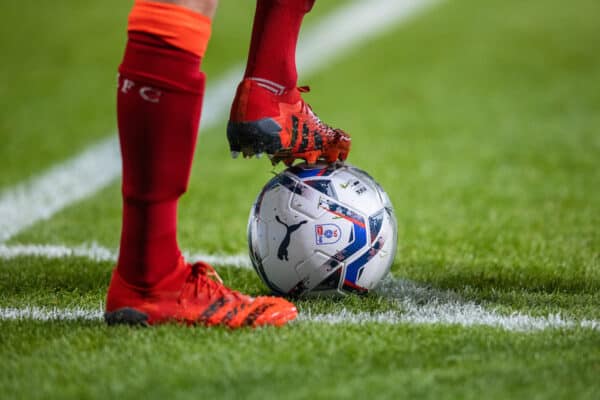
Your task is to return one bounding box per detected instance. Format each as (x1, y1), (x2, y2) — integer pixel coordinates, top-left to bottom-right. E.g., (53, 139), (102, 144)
(180, 262), (244, 302)
(297, 86), (343, 140)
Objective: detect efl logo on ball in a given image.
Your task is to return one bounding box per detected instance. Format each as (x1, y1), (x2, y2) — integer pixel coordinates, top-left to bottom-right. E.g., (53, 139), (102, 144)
(315, 224), (341, 245)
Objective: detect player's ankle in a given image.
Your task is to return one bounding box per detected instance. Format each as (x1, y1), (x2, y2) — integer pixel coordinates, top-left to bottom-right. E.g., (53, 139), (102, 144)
(245, 77), (291, 95)
(230, 78), (298, 122)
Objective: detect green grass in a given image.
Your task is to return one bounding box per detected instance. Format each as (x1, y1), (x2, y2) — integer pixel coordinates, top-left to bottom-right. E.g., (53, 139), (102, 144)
(1, 0), (600, 398)
(1, 322), (599, 400)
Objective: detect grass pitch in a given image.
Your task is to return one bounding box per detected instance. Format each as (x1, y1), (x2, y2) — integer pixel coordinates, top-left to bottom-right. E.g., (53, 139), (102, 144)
(1, 0), (599, 399)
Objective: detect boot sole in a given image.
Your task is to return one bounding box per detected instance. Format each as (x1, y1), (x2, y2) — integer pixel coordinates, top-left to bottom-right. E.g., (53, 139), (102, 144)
(104, 307), (150, 327)
(227, 119), (283, 157)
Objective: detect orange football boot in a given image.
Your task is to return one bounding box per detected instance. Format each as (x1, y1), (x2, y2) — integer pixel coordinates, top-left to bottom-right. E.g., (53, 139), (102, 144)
(105, 256), (297, 327)
(227, 77), (351, 165)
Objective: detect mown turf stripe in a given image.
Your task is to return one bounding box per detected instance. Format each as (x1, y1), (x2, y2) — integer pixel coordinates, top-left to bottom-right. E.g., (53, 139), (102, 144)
(0, 0), (439, 243)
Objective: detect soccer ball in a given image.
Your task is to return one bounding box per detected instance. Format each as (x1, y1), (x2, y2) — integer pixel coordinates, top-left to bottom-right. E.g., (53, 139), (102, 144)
(248, 162), (398, 296)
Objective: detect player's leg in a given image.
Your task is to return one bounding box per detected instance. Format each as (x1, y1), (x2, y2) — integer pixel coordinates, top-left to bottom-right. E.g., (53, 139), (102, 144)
(115, 0), (212, 290)
(228, 0), (351, 165)
(105, 0), (296, 327)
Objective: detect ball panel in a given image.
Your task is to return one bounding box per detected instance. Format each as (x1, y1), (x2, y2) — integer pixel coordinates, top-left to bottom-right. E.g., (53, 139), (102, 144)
(289, 180), (327, 219)
(328, 168), (383, 217)
(353, 214), (397, 291)
(303, 179), (338, 199)
(248, 217), (269, 261)
(295, 250), (341, 293)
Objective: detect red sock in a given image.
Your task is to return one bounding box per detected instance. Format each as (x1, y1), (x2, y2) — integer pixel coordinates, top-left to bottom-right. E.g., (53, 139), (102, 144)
(244, 0), (315, 88)
(116, 0), (211, 288)
(116, 32), (204, 287)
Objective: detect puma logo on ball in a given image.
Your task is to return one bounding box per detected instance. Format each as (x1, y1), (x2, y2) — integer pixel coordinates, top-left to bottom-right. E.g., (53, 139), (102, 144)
(275, 216), (307, 261)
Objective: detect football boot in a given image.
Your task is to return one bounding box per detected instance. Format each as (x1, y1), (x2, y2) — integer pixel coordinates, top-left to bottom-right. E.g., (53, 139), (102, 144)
(105, 256), (297, 328)
(227, 77), (351, 166)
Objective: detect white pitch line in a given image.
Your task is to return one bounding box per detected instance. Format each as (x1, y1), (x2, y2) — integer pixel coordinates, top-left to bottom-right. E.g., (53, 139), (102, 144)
(297, 0), (438, 76)
(1, 282), (598, 332)
(0, 242), (252, 268)
(0, 306), (104, 322)
(0, 0), (439, 243)
(0, 245), (597, 332)
(0, 139), (120, 242)
(298, 310), (600, 331)
(0, 242), (117, 263)
(4, 304), (596, 332)
(300, 278), (600, 332)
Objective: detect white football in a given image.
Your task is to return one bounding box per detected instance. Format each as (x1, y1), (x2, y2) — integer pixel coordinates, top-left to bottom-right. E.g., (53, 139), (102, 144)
(248, 162), (398, 296)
